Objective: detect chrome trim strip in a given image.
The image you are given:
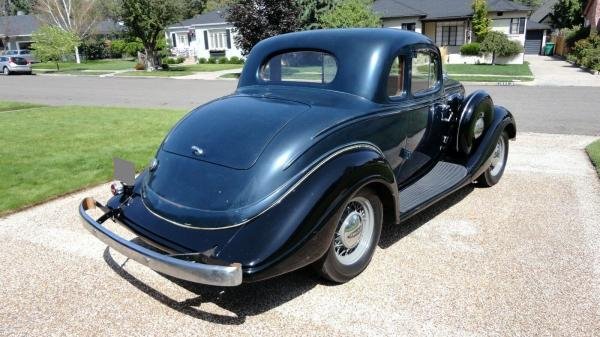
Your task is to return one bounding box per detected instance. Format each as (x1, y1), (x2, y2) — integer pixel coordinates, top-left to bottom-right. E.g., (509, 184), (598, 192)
(79, 197), (243, 286)
(141, 142), (385, 230)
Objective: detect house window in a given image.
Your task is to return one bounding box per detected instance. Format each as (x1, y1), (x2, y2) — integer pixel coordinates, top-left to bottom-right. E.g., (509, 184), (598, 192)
(209, 29), (228, 50)
(401, 23), (416, 31)
(510, 18), (526, 34)
(411, 51), (439, 95)
(178, 34), (188, 46)
(441, 26), (458, 46)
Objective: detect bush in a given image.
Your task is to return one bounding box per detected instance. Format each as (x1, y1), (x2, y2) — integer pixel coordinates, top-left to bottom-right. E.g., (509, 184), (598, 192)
(480, 31), (523, 64)
(207, 57), (217, 64)
(460, 42), (481, 56)
(110, 38), (144, 57)
(229, 56), (244, 64)
(134, 63), (145, 70)
(217, 57), (228, 64)
(569, 34), (600, 70)
(80, 38), (114, 60)
(198, 57), (207, 64)
(162, 56), (185, 64)
(563, 25), (591, 48)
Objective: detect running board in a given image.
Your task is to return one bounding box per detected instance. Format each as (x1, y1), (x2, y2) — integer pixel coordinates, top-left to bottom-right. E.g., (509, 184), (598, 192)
(399, 161), (467, 214)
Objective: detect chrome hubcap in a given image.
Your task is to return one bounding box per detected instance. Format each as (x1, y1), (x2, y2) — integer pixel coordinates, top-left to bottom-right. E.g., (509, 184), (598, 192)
(489, 137), (506, 176)
(334, 196), (374, 265)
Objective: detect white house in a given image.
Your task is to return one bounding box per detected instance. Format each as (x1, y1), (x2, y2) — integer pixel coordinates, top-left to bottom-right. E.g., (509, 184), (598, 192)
(373, 0), (532, 64)
(166, 9), (244, 60)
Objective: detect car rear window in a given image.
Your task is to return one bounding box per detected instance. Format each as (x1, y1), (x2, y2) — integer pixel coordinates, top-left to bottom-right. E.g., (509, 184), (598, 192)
(11, 57), (28, 65)
(259, 51), (337, 84)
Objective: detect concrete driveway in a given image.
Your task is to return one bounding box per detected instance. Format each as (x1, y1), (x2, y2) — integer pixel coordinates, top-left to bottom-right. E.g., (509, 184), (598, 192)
(1, 133), (599, 336)
(526, 55), (600, 87)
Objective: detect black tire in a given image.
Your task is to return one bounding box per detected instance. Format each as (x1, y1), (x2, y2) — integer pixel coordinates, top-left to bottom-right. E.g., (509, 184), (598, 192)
(477, 131), (509, 187)
(317, 187), (383, 283)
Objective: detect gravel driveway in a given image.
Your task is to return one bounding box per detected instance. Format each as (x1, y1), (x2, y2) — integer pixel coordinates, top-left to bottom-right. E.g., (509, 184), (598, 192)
(1, 133), (599, 337)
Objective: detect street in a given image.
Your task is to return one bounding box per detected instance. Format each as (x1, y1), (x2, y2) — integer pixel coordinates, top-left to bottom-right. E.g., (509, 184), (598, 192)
(0, 75), (598, 135)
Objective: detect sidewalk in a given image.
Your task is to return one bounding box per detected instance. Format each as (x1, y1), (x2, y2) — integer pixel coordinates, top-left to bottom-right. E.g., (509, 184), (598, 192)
(526, 55), (600, 87)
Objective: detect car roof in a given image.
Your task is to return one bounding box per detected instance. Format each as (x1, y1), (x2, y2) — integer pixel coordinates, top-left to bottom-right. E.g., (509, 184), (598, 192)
(238, 28), (436, 103)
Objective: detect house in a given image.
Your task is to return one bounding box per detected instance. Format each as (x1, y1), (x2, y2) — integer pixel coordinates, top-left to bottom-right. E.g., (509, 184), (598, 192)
(0, 14), (40, 51)
(373, 0), (532, 64)
(0, 13), (122, 52)
(583, 0), (600, 33)
(524, 0), (555, 55)
(166, 9), (244, 60)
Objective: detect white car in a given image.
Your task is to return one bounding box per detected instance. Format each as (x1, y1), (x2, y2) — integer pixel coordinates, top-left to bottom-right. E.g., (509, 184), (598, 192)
(3, 50), (36, 63)
(0, 56), (32, 75)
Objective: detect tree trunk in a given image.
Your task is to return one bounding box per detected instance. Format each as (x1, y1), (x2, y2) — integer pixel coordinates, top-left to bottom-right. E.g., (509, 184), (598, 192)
(492, 52), (496, 65)
(144, 47), (160, 71)
(75, 46), (81, 64)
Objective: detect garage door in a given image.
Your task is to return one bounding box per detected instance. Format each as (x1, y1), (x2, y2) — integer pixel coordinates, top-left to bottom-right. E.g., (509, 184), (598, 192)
(525, 30), (543, 55)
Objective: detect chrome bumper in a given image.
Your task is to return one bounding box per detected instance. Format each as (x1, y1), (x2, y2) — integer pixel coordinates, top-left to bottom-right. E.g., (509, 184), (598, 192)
(79, 197), (242, 286)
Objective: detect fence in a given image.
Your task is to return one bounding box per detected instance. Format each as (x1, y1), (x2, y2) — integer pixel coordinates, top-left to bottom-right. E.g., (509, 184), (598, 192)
(551, 34), (569, 57)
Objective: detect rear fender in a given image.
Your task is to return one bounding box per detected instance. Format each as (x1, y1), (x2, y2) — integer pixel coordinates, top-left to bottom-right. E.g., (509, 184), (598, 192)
(217, 144), (398, 281)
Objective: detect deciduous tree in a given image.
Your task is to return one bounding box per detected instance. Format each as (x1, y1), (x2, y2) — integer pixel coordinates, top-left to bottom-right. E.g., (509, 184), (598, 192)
(34, 0), (102, 64)
(471, 0), (492, 42)
(317, 0), (381, 29)
(31, 25), (80, 70)
(480, 31), (523, 64)
(226, 0), (302, 55)
(550, 0), (585, 29)
(297, 0), (337, 29)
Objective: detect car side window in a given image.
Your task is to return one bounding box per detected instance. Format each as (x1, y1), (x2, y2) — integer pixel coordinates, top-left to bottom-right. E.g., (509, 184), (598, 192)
(386, 56), (405, 98)
(411, 51), (439, 95)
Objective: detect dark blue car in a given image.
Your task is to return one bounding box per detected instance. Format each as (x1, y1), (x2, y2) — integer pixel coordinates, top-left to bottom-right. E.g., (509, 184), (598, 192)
(80, 29), (516, 287)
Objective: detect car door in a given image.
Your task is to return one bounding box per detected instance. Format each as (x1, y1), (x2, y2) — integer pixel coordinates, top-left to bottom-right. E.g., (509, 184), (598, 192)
(395, 48), (445, 186)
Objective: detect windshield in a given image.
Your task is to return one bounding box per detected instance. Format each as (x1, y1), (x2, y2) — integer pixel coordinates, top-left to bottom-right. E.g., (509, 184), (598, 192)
(259, 50), (337, 84)
(11, 57), (28, 65)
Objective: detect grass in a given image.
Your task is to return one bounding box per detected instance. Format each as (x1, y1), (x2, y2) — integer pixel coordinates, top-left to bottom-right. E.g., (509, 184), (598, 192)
(119, 63), (243, 77)
(32, 59), (137, 71)
(35, 69), (114, 76)
(586, 139), (600, 177)
(444, 62), (533, 76)
(0, 102), (186, 215)
(449, 75), (534, 82)
(220, 72), (241, 79)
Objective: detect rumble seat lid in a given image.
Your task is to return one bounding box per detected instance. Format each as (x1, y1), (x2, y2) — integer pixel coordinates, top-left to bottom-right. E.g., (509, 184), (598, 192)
(162, 96), (310, 170)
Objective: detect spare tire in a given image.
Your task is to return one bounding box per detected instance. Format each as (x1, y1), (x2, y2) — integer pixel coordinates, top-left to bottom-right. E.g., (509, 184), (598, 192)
(456, 90), (494, 155)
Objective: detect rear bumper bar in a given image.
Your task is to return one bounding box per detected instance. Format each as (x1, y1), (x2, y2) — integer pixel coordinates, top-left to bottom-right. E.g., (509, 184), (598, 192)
(79, 197), (242, 286)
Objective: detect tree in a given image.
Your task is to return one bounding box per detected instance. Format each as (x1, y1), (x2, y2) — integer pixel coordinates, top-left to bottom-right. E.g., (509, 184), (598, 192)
(297, 0), (337, 29)
(205, 0), (231, 12)
(31, 25), (80, 70)
(120, 0), (187, 70)
(226, 0), (302, 55)
(34, 0), (103, 64)
(471, 0), (492, 42)
(480, 31), (523, 64)
(318, 0), (381, 29)
(550, 0), (585, 29)
(182, 0), (206, 19)
(0, 0), (34, 15)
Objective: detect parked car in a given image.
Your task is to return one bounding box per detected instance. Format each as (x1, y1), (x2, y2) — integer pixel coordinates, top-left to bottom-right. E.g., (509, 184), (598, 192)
(3, 50), (36, 63)
(80, 29), (516, 287)
(0, 56), (32, 75)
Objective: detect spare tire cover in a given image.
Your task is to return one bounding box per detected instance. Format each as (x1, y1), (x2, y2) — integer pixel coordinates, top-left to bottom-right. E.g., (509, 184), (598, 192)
(456, 90), (494, 154)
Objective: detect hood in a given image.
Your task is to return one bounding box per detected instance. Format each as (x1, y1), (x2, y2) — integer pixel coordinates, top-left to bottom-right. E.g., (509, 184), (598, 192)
(162, 96), (310, 170)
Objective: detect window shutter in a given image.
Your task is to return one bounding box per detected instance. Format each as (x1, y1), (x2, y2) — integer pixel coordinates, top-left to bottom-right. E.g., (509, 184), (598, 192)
(171, 33), (176, 47)
(519, 18), (525, 34)
(204, 30), (209, 50)
(226, 29), (232, 49)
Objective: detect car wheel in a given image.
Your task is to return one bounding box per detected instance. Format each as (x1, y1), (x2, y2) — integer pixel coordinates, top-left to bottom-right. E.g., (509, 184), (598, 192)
(318, 187), (383, 283)
(3, 67), (10, 75)
(477, 131), (509, 187)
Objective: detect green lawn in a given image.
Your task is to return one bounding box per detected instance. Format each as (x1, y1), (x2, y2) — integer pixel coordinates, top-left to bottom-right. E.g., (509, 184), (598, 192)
(33, 59), (137, 71)
(444, 63), (533, 76)
(119, 63), (243, 77)
(0, 102), (186, 215)
(449, 75), (534, 82)
(0, 101), (45, 112)
(586, 139), (600, 176)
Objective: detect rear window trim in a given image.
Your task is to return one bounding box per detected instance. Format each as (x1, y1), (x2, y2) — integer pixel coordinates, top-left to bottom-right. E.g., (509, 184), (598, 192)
(257, 49), (339, 86)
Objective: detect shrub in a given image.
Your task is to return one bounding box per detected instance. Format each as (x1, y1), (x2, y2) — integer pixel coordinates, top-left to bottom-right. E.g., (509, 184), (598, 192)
(134, 63), (145, 70)
(480, 31), (523, 64)
(198, 57), (207, 64)
(563, 25), (591, 48)
(162, 63), (170, 70)
(207, 57), (217, 64)
(80, 38), (114, 60)
(217, 57), (228, 64)
(460, 43), (481, 56)
(110, 38), (144, 57)
(229, 56), (244, 64)
(569, 34), (600, 69)
(177, 56), (185, 63)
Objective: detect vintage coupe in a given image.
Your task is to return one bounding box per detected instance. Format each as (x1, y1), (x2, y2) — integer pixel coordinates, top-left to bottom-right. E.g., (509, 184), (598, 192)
(80, 29), (515, 286)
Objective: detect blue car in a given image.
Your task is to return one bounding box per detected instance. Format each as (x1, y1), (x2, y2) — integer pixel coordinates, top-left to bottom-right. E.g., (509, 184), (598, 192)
(80, 29), (516, 287)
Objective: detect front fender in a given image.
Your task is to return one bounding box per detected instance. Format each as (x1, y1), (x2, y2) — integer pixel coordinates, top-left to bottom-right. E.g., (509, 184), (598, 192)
(216, 144), (397, 281)
(467, 105), (516, 178)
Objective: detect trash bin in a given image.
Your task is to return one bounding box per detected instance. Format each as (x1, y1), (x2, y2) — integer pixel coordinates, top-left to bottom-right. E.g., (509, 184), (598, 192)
(544, 42), (555, 56)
